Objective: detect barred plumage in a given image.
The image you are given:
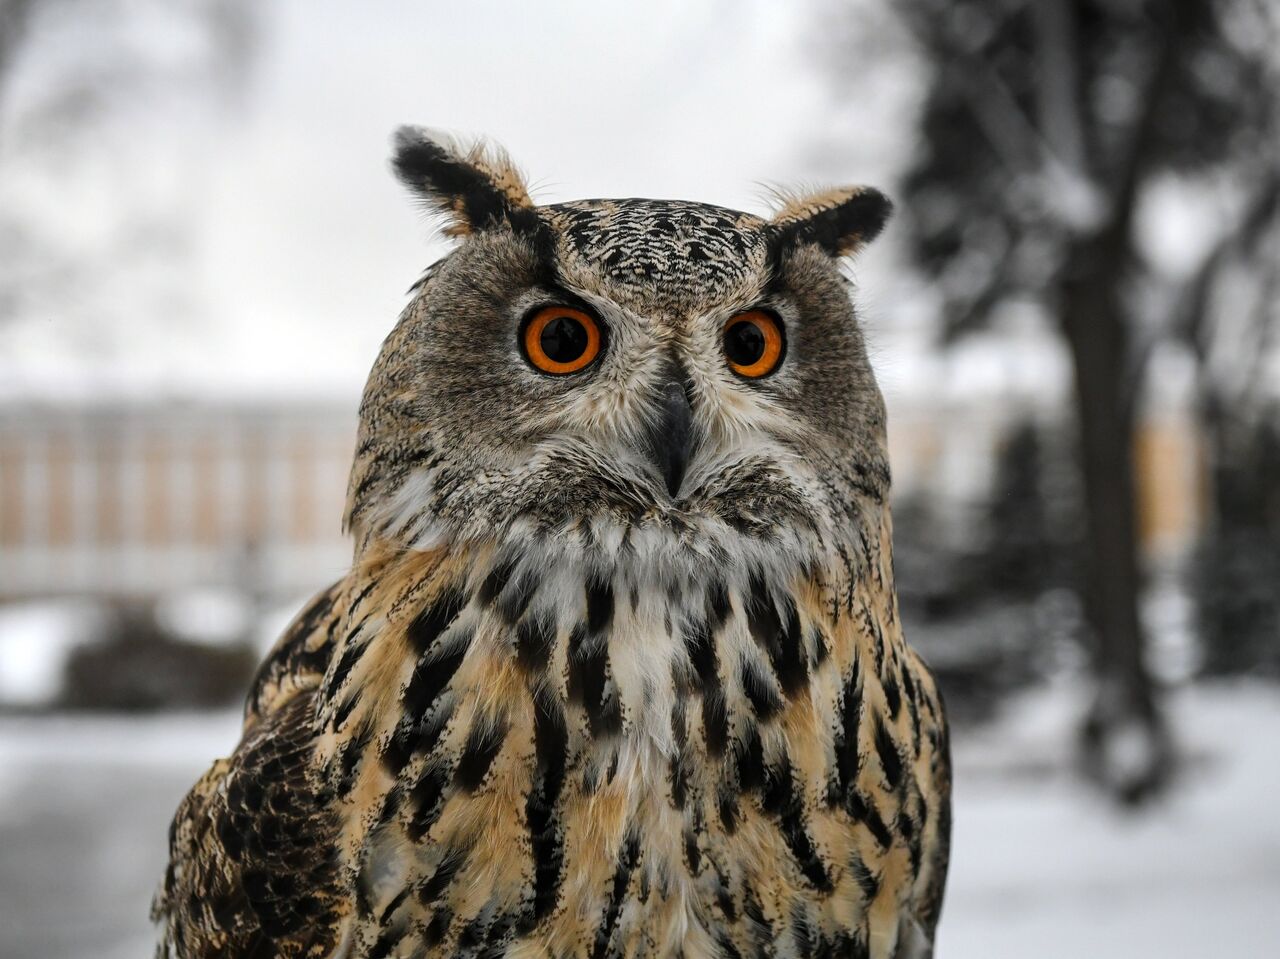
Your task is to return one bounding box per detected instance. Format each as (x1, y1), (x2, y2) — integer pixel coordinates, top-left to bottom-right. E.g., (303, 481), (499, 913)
(155, 128), (950, 959)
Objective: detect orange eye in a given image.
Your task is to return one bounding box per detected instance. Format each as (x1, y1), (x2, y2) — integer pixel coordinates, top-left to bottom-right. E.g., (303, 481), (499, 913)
(723, 310), (785, 378)
(522, 305), (602, 375)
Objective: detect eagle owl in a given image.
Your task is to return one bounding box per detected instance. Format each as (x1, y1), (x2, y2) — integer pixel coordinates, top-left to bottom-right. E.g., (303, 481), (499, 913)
(154, 128), (951, 959)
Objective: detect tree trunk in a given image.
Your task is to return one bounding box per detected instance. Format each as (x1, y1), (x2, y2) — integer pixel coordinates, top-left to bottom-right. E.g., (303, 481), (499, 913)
(1060, 237), (1172, 803)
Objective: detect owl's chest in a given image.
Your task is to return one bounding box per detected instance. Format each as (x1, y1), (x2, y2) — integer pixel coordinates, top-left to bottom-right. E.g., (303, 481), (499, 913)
(349, 708), (761, 959)
(333, 560), (935, 959)
(343, 604), (721, 933)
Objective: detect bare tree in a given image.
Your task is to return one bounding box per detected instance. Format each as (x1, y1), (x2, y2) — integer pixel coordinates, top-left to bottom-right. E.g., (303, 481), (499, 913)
(0, 0), (258, 336)
(0, 1), (37, 108)
(823, 0), (1278, 801)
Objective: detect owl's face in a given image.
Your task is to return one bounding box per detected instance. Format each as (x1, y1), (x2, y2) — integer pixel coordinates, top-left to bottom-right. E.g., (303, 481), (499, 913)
(348, 132), (892, 571)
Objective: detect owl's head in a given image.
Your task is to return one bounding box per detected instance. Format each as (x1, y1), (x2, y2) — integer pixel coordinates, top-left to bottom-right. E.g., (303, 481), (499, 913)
(348, 128), (892, 574)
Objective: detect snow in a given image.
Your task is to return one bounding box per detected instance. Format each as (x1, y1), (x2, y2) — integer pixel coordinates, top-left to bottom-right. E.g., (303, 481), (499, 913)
(939, 681), (1280, 958)
(0, 709), (245, 959)
(0, 592), (276, 708)
(0, 709), (242, 777)
(153, 588), (255, 648)
(0, 600), (107, 707)
(0, 682), (1278, 957)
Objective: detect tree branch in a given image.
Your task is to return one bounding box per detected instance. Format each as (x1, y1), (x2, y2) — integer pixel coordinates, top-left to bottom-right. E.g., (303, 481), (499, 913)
(898, 0), (1106, 232)
(0, 0), (38, 121)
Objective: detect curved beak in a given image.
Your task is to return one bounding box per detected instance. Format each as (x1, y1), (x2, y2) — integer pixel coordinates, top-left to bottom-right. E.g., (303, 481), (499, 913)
(642, 375), (696, 499)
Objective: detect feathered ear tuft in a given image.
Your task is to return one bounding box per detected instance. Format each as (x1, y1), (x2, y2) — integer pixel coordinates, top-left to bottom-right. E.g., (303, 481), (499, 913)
(391, 126), (535, 237)
(769, 186), (892, 258)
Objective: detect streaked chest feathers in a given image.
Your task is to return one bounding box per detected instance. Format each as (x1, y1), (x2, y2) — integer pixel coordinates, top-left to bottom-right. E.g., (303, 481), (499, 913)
(315, 516), (948, 959)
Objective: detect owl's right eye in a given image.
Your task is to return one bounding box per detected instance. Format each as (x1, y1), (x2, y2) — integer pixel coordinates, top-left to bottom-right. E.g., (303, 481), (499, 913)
(521, 305), (602, 375)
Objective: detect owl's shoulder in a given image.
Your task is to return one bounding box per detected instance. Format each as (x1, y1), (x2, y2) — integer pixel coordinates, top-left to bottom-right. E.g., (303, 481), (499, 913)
(244, 578), (349, 725)
(154, 578), (356, 958)
(154, 692), (345, 958)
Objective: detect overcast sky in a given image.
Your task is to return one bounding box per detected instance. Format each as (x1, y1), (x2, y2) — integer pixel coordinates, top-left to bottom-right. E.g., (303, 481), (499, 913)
(0, 2), (890, 391)
(0, 0), (1076, 410)
(199, 0), (853, 389)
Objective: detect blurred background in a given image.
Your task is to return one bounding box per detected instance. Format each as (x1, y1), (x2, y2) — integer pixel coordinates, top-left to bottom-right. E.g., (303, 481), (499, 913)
(0, 1), (1277, 956)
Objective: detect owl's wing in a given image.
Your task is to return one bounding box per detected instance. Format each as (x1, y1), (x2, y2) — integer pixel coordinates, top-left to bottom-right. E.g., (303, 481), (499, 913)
(153, 583), (350, 959)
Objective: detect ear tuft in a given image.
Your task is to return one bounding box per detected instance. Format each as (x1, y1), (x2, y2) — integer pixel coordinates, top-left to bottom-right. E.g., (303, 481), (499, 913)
(391, 126), (534, 237)
(769, 186), (892, 258)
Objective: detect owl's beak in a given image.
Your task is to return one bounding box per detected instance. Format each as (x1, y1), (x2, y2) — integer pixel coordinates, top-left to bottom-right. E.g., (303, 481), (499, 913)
(643, 376), (696, 499)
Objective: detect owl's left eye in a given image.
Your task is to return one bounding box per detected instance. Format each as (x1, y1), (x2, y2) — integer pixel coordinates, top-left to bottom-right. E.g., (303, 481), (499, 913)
(521, 305), (602, 375)
(723, 310), (785, 378)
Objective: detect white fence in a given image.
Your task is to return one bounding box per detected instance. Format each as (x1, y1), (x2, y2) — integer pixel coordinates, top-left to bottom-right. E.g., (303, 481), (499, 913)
(0, 403), (357, 600)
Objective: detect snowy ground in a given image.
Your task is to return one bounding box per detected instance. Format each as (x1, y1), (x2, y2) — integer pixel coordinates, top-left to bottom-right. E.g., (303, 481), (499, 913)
(0, 682), (1277, 959)
(937, 681), (1280, 957)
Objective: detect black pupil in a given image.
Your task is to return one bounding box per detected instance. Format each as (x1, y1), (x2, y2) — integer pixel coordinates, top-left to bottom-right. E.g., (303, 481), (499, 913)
(725, 319), (766, 366)
(540, 315), (588, 364)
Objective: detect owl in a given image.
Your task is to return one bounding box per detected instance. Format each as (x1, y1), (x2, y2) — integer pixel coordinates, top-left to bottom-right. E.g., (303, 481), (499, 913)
(154, 128), (951, 959)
